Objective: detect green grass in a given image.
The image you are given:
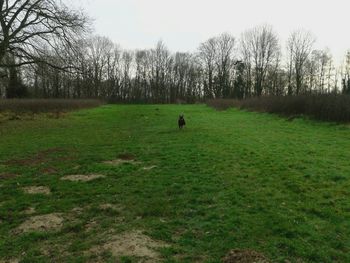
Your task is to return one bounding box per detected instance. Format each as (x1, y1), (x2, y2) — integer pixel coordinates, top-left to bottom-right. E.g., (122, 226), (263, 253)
(0, 104), (350, 262)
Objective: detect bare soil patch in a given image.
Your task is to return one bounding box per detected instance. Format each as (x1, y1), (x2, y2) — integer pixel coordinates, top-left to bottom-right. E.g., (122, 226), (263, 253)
(41, 167), (58, 175)
(22, 186), (51, 195)
(118, 153), (136, 160)
(4, 148), (63, 166)
(85, 220), (99, 232)
(103, 153), (141, 166)
(23, 207), (36, 215)
(89, 230), (169, 261)
(143, 165), (157, 171)
(39, 239), (71, 260)
(103, 159), (141, 166)
(222, 249), (269, 263)
(15, 213), (64, 234)
(4, 148), (75, 167)
(0, 259), (19, 263)
(99, 203), (123, 212)
(61, 174), (106, 182)
(71, 207), (84, 214)
(0, 173), (19, 180)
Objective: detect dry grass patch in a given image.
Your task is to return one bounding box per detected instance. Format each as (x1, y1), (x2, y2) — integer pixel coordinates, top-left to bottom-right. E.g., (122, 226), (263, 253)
(103, 153), (141, 166)
(142, 165), (157, 171)
(61, 174), (106, 182)
(23, 207), (36, 215)
(89, 230), (169, 261)
(85, 220), (99, 232)
(71, 207), (85, 214)
(4, 148), (64, 167)
(22, 186), (51, 195)
(222, 249), (270, 263)
(39, 239), (71, 260)
(0, 259), (20, 263)
(118, 153), (136, 160)
(0, 173), (19, 180)
(103, 159), (141, 166)
(41, 167), (58, 175)
(99, 203), (123, 212)
(15, 213), (64, 234)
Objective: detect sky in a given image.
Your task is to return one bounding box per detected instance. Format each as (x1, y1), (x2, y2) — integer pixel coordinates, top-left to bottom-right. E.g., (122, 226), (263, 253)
(69, 0), (350, 64)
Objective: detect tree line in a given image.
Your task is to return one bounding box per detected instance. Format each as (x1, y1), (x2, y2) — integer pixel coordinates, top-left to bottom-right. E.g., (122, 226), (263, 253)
(1, 1), (350, 102)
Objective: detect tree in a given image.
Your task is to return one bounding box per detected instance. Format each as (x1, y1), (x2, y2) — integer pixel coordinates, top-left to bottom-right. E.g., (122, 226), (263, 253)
(149, 40), (170, 102)
(287, 30), (315, 95)
(5, 53), (26, 97)
(198, 37), (217, 98)
(85, 36), (114, 97)
(0, 0), (88, 67)
(241, 25), (280, 96)
(342, 51), (350, 94)
(215, 33), (235, 98)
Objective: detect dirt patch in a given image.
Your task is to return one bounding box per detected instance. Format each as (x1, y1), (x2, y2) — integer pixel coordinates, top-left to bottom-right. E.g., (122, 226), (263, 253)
(16, 213), (64, 234)
(0, 259), (20, 263)
(71, 207), (84, 214)
(143, 165), (157, 171)
(41, 167), (58, 175)
(89, 230), (169, 261)
(103, 159), (141, 166)
(61, 174), (106, 182)
(23, 207), (36, 215)
(118, 153), (136, 160)
(40, 239), (70, 260)
(22, 186), (51, 195)
(0, 173), (19, 180)
(85, 220), (99, 232)
(222, 249), (269, 263)
(99, 203), (123, 212)
(103, 153), (142, 166)
(4, 148), (74, 167)
(4, 148), (62, 166)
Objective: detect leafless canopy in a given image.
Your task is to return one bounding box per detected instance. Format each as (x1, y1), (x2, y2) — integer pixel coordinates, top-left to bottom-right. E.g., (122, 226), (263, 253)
(287, 30), (315, 94)
(0, 0), (88, 68)
(241, 25), (280, 96)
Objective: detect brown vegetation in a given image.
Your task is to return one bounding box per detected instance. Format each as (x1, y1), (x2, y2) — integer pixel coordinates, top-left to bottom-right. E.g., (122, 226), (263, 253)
(207, 95), (350, 123)
(15, 213), (64, 234)
(60, 174), (106, 182)
(222, 249), (269, 263)
(0, 99), (103, 114)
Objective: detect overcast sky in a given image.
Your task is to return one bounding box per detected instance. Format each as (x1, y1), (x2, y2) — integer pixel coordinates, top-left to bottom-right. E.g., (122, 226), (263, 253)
(70, 0), (350, 64)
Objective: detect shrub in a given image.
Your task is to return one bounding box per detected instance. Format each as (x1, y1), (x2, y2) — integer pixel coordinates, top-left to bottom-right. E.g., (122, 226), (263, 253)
(0, 99), (104, 114)
(206, 99), (240, 110)
(207, 95), (350, 123)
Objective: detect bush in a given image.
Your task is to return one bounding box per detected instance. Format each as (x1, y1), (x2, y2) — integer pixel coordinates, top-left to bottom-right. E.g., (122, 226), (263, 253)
(0, 99), (104, 114)
(207, 95), (350, 123)
(206, 99), (240, 110)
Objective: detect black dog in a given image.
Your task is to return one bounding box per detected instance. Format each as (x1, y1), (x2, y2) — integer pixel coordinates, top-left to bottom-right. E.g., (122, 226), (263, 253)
(178, 115), (186, 129)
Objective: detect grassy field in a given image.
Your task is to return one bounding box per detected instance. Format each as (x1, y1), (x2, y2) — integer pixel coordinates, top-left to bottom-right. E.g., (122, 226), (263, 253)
(0, 104), (350, 262)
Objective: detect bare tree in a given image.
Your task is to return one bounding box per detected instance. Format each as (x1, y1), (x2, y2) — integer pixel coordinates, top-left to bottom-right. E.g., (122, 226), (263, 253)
(341, 51), (350, 94)
(241, 25), (280, 96)
(287, 30), (315, 94)
(215, 33), (235, 98)
(198, 37), (217, 98)
(149, 40), (170, 102)
(239, 33), (253, 97)
(0, 0), (88, 68)
(85, 36), (114, 97)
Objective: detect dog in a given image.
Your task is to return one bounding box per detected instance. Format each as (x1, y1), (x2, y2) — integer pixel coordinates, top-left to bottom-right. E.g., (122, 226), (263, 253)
(178, 115), (186, 129)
